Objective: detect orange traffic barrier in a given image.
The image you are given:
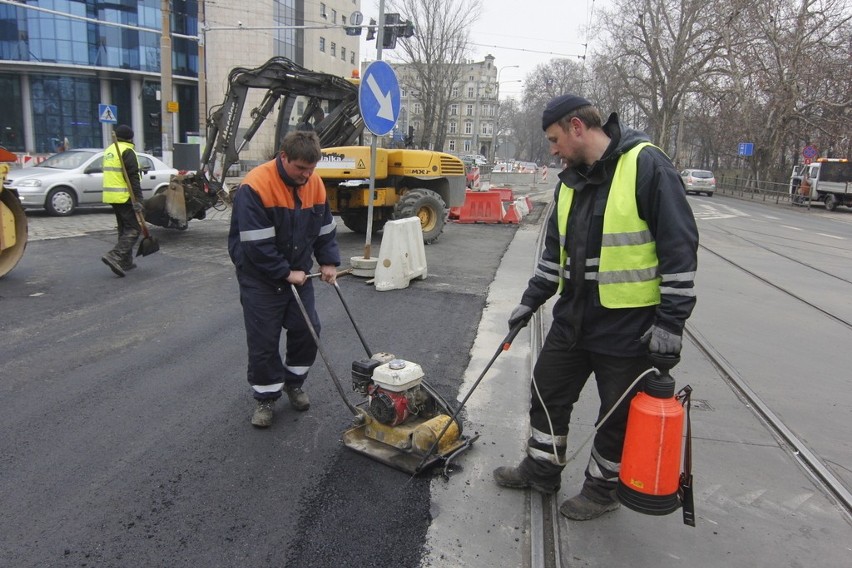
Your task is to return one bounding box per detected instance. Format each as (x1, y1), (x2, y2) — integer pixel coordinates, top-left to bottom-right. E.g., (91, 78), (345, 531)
(455, 190), (504, 224)
(503, 204), (522, 224)
(490, 187), (514, 202)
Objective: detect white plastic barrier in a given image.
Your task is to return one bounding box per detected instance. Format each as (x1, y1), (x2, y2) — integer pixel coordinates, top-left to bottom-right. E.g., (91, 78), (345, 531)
(374, 217), (428, 291)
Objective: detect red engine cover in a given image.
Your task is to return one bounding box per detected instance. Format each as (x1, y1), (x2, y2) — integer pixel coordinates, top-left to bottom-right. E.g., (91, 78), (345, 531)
(368, 385), (411, 426)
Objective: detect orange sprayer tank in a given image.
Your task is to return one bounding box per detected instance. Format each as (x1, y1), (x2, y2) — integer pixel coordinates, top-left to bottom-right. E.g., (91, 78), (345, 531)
(617, 355), (684, 515)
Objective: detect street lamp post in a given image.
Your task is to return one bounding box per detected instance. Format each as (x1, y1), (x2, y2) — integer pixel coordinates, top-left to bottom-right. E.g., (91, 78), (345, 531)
(493, 65), (520, 163)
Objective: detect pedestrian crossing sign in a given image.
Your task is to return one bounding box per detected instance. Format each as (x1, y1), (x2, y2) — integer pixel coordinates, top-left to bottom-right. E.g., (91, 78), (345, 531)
(99, 104), (118, 124)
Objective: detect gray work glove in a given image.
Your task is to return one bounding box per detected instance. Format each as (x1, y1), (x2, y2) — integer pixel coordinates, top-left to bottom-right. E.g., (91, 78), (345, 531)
(640, 325), (682, 355)
(508, 304), (534, 330)
(132, 200), (145, 213)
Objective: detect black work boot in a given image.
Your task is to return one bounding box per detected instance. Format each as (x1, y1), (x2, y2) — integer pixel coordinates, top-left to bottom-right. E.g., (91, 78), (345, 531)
(101, 253), (125, 277)
(493, 463), (560, 494)
(284, 386), (310, 411)
(559, 493), (620, 521)
(120, 255), (137, 271)
(251, 399), (275, 428)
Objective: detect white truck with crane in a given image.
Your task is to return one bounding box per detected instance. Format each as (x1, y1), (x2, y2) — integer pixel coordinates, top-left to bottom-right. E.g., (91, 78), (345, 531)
(789, 157), (852, 211)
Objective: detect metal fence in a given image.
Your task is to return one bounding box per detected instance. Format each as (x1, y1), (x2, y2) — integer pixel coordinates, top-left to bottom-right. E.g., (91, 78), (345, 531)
(716, 174), (793, 205)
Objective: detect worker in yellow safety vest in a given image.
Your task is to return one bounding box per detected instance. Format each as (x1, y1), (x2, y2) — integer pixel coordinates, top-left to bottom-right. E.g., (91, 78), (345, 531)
(101, 124), (143, 277)
(494, 94), (699, 521)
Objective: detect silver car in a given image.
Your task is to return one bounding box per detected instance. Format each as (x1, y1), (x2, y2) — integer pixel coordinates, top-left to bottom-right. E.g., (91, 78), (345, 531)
(4, 149), (177, 216)
(680, 169), (716, 196)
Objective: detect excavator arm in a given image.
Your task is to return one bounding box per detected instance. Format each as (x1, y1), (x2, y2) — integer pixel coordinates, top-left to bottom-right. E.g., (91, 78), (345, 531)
(145, 57), (364, 229)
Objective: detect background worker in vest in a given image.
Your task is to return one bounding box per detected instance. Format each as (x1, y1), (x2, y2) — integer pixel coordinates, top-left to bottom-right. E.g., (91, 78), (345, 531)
(101, 124), (144, 277)
(228, 130), (340, 428)
(494, 94), (699, 520)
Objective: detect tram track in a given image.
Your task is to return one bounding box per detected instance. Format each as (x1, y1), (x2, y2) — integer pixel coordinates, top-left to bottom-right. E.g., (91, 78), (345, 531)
(685, 322), (852, 520)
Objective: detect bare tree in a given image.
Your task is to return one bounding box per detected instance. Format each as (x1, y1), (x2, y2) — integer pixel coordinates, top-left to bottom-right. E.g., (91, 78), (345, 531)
(516, 59), (587, 163)
(385, 0), (482, 150)
(721, 0), (851, 182)
(595, 0), (733, 155)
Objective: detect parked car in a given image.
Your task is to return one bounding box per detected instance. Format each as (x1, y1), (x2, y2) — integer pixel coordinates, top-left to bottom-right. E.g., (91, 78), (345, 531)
(462, 154), (487, 167)
(680, 169), (716, 196)
(4, 149), (177, 216)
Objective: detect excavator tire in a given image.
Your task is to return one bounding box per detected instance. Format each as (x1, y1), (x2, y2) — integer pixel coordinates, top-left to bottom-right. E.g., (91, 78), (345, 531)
(394, 188), (447, 245)
(0, 189), (28, 278)
(339, 209), (386, 235)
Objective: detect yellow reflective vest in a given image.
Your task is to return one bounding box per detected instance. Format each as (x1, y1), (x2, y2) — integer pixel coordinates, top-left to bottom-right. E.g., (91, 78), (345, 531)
(102, 141), (139, 204)
(556, 142), (661, 308)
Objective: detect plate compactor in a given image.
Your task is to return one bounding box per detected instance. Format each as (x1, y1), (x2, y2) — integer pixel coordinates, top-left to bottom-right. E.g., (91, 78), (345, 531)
(290, 275), (505, 476)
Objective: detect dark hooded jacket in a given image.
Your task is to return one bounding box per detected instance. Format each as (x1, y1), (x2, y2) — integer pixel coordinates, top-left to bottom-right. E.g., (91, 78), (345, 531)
(520, 113), (698, 356)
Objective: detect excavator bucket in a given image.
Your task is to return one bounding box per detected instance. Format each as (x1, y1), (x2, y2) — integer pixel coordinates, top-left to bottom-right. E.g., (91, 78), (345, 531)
(144, 173), (217, 229)
(164, 179), (187, 226)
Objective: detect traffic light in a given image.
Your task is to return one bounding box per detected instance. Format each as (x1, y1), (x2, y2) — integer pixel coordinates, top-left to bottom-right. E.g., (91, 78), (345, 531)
(365, 18), (376, 41)
(400, 19), (415, 38)
(382, 13), (401, 49)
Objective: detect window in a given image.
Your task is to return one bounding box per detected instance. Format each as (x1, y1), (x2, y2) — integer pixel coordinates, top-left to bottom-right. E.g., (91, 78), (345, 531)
(464, 121), (473, 134)
(414, 103), (421, 114)
(449, 121), (457, 134)
(481, 122), (491, 135)
(350, 52), (355, 64)
(342, 15), (346, 25)
(319, 37), (326, 52)
(451, 87), (459, 98)
(450, 104), (458, 116)
(341, 47), (346, 60)
(401, 88), (407, 97)
(331, 42), (336, 57)
(463, 140), (472, 152)
(448, 140), (456, 151)
(320, 3), (327, 18)
(467, 87), (474, 98)
(466, 104), (473, 116)
(332, 9), (337, 23)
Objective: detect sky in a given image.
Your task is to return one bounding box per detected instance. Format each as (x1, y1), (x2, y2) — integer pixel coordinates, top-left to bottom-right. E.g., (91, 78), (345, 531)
(359, 0), (607, 100)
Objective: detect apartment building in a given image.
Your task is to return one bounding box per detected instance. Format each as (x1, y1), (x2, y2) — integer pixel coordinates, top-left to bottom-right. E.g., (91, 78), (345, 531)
(390, 54), (498, 158)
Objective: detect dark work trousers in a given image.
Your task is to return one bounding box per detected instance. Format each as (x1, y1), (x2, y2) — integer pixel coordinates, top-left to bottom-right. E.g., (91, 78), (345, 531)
(238, 273), (320, 401)
(523, 320), (651, 503)
(108, 201), (140, 265)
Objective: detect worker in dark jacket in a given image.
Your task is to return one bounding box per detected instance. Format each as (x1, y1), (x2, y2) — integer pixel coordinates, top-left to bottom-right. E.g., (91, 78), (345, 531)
(228, 130), (340, 428)
(494, 95), (699, 520)
(101, 124), (144, 277)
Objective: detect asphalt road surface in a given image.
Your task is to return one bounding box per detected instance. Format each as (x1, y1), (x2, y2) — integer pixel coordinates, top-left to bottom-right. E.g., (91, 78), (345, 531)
(0, 212), (530, 568)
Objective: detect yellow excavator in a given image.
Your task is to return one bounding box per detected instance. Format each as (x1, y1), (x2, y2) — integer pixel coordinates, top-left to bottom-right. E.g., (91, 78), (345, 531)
(0, 146), (28, 278)
(144, 57), (466, 244)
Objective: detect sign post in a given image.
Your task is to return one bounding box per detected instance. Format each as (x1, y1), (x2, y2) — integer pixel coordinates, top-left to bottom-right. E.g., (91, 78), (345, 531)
(357, 6), (401, 261)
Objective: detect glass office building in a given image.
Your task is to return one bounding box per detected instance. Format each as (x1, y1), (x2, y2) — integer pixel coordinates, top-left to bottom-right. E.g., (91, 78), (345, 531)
(0, 0), (199, 156)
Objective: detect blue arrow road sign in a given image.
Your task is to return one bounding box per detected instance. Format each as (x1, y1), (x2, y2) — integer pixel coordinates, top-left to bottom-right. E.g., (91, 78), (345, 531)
(359, 61), (400, 136)
(99, 104), (118, 124)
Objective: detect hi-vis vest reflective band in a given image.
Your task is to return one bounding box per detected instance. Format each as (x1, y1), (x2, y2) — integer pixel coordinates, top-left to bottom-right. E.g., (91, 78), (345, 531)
(557, 142), (661, 308)
(102, 141), (139, 204)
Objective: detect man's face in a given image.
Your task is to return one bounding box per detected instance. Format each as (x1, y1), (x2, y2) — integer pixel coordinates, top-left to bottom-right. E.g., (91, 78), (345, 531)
(545, 119), (583, 168)
(281, 155), (317, 185)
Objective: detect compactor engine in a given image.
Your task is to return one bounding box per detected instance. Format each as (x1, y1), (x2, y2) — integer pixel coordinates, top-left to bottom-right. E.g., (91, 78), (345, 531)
(346, 353), (466, 469)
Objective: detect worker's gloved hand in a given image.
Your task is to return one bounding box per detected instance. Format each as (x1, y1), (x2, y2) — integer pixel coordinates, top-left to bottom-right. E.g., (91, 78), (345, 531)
(508, 304), (534, 330)
(132, 200), (145, 213)
(640, 325), (682, 355)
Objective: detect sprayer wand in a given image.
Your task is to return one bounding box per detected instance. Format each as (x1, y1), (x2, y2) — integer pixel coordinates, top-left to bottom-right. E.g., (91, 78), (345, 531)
(412, 322), (526, 475)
